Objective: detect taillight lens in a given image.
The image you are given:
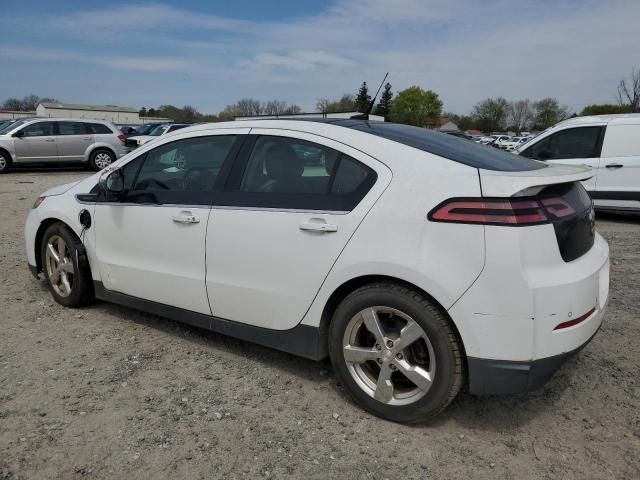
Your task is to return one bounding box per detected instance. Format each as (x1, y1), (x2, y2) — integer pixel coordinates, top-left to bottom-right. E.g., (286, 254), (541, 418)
(118, 134), (126, 143)
(429, 196), (577, 226)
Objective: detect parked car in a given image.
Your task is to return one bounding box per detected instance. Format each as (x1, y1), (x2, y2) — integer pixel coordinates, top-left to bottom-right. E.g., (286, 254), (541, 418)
(0, 118), (127, 173)
(516, 114), (640, 213)
(25, 119), (609, 422)
(444, 131), (472, 140)
(476, 135), (494, 145)
(125, 123), (189, 149)
(501, 136), (530, 152)
(492, 135), (514, 149)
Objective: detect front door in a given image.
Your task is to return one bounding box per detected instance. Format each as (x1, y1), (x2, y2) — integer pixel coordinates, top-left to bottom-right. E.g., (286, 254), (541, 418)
(56, 121), (94, 162)
(13, 121), (57, 162)
(94, 130), (246, 315)
(206, 130), (391, 330)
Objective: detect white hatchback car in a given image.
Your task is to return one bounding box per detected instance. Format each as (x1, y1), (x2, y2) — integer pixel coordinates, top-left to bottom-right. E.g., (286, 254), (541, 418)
(25, 119), (610, 422)
(517, 114), (640, 213)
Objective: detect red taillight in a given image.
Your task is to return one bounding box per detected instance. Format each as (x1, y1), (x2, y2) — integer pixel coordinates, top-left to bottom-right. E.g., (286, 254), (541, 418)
(118, 134), (126, 144)
(553, 307), (596, 330)
(429, 195), (578, 226)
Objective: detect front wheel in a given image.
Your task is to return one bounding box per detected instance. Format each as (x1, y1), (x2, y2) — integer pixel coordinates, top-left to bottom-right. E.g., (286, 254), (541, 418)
(0, 150), (11, 173)
(89, 149), (115, 171)
(328, 283), (464, 423)
(41, 223), (94, 307)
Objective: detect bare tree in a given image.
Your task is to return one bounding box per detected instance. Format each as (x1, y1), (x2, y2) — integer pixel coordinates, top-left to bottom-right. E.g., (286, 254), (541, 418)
(234, 98), (263, 116)
(263, 100), (288, 115)
(508, 99), (533, 133)
(618, 68), (640, 112)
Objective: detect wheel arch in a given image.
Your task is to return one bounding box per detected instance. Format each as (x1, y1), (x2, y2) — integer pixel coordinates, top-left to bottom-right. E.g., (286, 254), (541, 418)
(34, 218), (89, 275)
(87, 145), (116, 163)
(0, 146), (14, 162)
(317, 275), (468, 364)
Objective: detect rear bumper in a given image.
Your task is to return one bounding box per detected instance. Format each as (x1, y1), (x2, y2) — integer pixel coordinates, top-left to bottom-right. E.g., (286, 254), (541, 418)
(467, 327), (600, 395)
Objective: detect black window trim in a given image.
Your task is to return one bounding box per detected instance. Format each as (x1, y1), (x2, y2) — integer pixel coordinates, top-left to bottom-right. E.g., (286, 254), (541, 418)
(215, 133), (378, 212)
(95, 133), (247, 206)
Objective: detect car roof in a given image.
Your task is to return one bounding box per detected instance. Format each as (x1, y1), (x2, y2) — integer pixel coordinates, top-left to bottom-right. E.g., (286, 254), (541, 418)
(555, 113), (640, 127)
(174, 119), (544, 172)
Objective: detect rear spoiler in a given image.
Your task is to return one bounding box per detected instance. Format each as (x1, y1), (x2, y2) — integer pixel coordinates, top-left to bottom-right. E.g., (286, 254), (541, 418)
(479, 164), (594, 197)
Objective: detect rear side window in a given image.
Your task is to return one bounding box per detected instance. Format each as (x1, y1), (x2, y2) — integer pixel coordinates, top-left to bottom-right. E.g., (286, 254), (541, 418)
(347, 122), (546, 171)
(601, 124), (640, 158)
(224, 135), (376, 211)
(521, 126), (604, 160)
(86, 123), (113, 134)
(57, 121), (85, 135)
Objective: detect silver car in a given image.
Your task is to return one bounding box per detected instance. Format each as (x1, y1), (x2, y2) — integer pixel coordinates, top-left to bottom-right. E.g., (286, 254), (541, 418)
(0, 118), (128, 173)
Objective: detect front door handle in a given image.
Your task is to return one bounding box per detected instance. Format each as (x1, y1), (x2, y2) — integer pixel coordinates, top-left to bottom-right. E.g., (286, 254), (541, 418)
(172, 212), (200, 224)
(299, 222), (338, 233)
(44, 138), (55, 142)
(605, 163), (623, 169)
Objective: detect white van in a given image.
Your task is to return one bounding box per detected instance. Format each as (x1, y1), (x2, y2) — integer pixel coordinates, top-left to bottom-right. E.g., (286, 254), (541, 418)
(516, 114), (640, 213)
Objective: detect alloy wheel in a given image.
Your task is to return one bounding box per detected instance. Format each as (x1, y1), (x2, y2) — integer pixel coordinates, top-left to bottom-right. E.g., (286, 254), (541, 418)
(94, 152), (113, 169)
(45, 235), (74, 298)
(342, 306), (436, 406)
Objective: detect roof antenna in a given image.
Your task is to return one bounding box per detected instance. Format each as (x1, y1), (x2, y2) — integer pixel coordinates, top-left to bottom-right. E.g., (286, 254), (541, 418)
(351, 72), (389, 120)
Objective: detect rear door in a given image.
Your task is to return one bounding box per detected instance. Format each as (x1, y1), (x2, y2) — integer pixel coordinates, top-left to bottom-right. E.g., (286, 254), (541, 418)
(519, 125), (605, 192)
(56, 121), (93, 161)
(205, 130), (391, 330)
(593, 123), (640, 210)
(13, 121), (57, 162)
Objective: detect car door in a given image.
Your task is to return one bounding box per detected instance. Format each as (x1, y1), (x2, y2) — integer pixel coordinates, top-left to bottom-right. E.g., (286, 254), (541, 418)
(13, 121), (57, 162)
(93, 129), (247, 315)
(593, 123), (640, 210)
(56, 121), (94, 161)
(205, 130), (391, 330)
(519, 125), (605, 192)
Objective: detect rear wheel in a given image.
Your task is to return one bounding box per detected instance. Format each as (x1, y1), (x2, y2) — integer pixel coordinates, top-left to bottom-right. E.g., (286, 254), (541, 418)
(328, 283), (464, 423)
(89, 149), (115, 171)
(41, 223), (94, 307)
(0, 150), (11, 173)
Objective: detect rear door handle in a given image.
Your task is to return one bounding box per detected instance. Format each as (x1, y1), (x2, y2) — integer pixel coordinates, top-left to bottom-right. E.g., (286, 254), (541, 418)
(44, 138), (55, 142)
(605, 163), (623, 169)
(172, 212), (200, 224)
(299, 222), (338, 233)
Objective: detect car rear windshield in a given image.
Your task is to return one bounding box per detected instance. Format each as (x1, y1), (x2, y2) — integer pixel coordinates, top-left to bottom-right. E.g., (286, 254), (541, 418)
(349, 122), (546, 171)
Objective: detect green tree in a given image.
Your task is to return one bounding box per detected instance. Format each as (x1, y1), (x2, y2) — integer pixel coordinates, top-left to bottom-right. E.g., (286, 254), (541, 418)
(373, 83), (393, 119)
(471, 97), (509, 132)
(581, 104), (631, 116)
(139, 107), (148, 117)
(354, 81), (371, 113)
(533, 97), (568, 129)
(388, 86), (442, 127)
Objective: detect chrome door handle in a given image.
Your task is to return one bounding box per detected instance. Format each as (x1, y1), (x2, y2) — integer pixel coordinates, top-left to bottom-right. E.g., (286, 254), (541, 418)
(299, 222), (338, 233)
(172, 213), (200, 224)
(44, 138), (55, 142)
(605, 163), (623, 169)
(82, 136), (92, 140)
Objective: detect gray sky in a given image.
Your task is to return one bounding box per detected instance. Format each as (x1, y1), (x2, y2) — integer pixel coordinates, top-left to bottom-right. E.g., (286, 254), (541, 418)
(1, 0), (638, 114)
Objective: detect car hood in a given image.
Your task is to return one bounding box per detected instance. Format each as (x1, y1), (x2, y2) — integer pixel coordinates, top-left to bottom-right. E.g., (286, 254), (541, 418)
(42, 181), (81, 197)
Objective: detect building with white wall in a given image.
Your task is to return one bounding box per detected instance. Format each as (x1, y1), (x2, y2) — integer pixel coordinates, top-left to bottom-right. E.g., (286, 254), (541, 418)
(34, 102), (171, 125)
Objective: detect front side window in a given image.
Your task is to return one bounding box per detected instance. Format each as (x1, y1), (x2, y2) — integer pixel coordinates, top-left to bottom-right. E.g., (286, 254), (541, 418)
(57, 121), (85, 135)
(521, 126), (603, 160)
(20, 122), (54, 137)
(225, 135), (376, 211)
(124, 135), (238, 205)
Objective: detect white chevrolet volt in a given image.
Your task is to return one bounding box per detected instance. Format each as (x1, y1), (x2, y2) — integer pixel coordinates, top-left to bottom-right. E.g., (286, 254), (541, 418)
(25, 119), (609, 422)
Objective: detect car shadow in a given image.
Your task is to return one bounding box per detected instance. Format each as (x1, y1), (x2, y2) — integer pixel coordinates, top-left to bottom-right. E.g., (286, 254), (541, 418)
(8, 165), (92, 174)
(76, 297), (575, 429)
(596, 210), (640, 224)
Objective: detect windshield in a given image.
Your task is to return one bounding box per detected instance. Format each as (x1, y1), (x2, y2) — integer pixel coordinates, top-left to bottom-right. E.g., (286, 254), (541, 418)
(149, 125), (170, 136)
(134, 123), (159, 135)
(0, 119), (28, 134)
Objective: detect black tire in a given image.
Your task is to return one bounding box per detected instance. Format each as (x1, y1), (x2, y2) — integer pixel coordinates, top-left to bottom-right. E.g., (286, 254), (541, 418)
(328, 283), (464, 423)
(89, 148), (115, 171)
(41, 223), (94, 308)
(0, 150), (12, 173)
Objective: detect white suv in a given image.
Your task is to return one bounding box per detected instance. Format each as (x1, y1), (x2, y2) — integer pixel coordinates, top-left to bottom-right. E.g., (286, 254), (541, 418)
(25, 120), (610, 422)
(517, 114), (640, 213)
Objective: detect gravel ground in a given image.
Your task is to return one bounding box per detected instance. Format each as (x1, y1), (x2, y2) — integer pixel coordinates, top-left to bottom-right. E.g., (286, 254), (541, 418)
(1, 170), (639, 480)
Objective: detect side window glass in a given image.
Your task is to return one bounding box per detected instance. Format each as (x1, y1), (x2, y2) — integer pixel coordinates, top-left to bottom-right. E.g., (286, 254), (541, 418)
(547, 127), (602, 159)
(58, 122), (85, 135)
(126, 135), (236, 204)
(21, 122), (54, 137)
(521, 136), (552, 160)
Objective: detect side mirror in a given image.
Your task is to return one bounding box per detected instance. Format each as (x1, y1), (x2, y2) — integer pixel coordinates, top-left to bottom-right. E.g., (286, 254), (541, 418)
(13, 130), (24, 138)
(98, 168), (125, 194)
(537, 150), (551, 161)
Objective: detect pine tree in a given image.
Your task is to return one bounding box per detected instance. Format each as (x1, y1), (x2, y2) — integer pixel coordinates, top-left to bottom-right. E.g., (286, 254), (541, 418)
(374, 83), (393, 119)
(354, 81), (371, 113)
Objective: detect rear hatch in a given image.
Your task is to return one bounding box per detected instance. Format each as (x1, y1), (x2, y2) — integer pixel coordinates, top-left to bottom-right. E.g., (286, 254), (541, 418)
(479, 164), (595, 262)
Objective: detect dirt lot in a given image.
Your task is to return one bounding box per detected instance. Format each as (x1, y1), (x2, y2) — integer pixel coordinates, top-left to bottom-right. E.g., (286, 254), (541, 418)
(1, 170), (639, 480)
